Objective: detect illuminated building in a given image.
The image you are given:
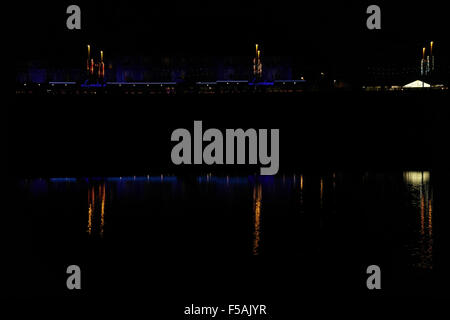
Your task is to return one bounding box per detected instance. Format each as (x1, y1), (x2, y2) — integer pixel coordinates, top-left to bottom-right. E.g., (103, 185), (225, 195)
(253, 44), (263, 82)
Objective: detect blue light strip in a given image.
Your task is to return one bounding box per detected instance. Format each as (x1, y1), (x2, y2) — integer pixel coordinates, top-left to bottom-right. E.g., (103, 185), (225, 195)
(195, 82), (217, 85)
(274, 80), (306, 83)
(197, 176), (250, 184)
(106, 82), (177, 85)
(80, 83), (106, 87)
(49, 177), (77, 182)
(43, 80), (305, 87)
(248, 82), (274, 86)
(216, 80), (248, 83)
(105, 176), (178, 182)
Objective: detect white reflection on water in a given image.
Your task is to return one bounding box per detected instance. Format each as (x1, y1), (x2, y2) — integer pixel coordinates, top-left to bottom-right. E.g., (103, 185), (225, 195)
(404, 171), (430, 185)
(403, 171), (433, 270)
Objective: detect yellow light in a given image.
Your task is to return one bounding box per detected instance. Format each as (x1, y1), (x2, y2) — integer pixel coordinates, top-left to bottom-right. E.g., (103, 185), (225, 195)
(100, 50), (103, 61)
(422, 47), (426, 60)
(252, 184), (262, 256)
(404, 171), (430, 184)
(430, 41), (433, 55)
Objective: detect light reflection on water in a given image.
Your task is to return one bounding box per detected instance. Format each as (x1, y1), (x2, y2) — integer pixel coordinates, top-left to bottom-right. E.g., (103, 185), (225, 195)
(299, 174), (304, 210)
(87, 183), (106, 237)
(320, 177), (324, 209)
(252, 183), (262, 256)
(24, 171), (438, 271)
(403, 171), (433, 270)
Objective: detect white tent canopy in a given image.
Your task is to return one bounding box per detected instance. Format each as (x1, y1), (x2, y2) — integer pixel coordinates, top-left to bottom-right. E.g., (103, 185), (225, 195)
(403, 80), (431, 88)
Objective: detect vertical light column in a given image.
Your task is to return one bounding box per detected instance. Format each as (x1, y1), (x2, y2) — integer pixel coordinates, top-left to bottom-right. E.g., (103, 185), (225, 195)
(430, 41), (434, 72)
(87, 44), (91, 74)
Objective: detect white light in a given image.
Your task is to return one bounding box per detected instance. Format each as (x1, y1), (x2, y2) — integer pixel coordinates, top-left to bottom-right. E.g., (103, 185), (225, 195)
(404, 171), (430, 184)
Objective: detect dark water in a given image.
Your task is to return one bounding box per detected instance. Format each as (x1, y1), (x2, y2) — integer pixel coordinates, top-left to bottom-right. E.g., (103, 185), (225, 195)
(18, 171), (449, 298)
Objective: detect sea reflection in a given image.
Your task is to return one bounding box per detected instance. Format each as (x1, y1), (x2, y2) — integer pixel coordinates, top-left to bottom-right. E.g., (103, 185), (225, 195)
(87, 183), (106, 237)
(320, 178), (324, 209)
(404, 171), (433, 270)
(253, 183), (262, 256)
(299, 174), (304, 209)
(23, 173), (441, 273)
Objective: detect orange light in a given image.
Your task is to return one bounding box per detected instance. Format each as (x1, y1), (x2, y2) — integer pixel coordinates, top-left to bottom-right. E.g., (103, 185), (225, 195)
(90, 59), (94, 75)
(252, 184), (262, 256)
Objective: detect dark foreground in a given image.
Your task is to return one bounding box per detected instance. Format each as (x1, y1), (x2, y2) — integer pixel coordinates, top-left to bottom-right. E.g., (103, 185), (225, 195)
(9, 91), (450, 304)
(14, 172), (450, 301)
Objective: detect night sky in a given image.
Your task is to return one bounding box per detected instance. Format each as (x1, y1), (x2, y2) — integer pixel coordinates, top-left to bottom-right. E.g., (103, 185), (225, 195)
(15, 1), (449, 74)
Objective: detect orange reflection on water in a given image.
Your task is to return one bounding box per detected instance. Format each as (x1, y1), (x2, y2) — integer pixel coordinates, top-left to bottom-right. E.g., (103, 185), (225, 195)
(87, 203), (92, 235)
(299, 174), (304, 207)
(428, 199), (432, 237)
(320, 178), (324, 208)
(252, 184), (262, 256)
(87, 183), (106, 237)
(100, 184), (105, 238)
